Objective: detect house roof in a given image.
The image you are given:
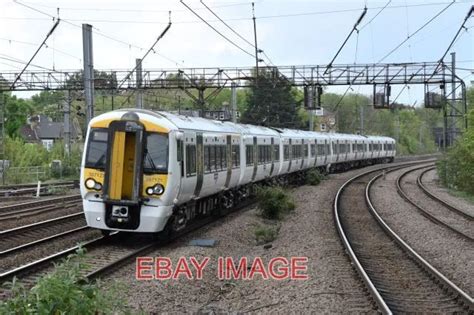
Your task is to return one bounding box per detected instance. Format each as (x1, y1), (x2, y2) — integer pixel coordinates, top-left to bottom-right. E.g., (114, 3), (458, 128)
(20, 115), (80, 141)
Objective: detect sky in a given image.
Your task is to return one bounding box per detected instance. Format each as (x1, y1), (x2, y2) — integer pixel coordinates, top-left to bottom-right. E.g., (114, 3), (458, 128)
(0, 0), (473, 105)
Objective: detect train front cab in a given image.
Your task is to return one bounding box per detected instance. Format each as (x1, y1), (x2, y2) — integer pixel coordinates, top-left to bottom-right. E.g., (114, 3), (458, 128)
(81, 111), (175, 233)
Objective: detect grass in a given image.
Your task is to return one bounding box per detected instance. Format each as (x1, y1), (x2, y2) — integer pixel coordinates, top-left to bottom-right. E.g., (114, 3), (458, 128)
(256, 186), (295, 220)
(305, 169), (325, 186)
(0, 247), (130, 314)
(447, 188), (474, 205)
(254, 225), (279, 245)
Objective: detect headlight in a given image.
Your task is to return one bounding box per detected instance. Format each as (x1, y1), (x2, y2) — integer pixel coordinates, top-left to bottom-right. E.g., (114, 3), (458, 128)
(153, 184), (164, 195)
(85, 178), (102, 191)
(146, 184), (165, 196)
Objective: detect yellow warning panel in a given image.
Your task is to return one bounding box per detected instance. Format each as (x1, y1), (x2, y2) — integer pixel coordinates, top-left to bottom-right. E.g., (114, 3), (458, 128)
(121, 133), (136, 199)
(109, 131), (125, 199)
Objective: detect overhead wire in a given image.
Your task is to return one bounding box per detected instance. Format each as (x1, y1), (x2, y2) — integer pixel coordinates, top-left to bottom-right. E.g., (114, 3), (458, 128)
(180, 0), (255, 58)
(359, 0), (391, 31)
(4, 1), (469, 24)
(12, 0), (185, 67)
(200, 0), (255, 48)
(0, 54), (55, 71)
(377, 1), (455, 63)
(0, 37), (82, 62)
(20, 1), (253, 13)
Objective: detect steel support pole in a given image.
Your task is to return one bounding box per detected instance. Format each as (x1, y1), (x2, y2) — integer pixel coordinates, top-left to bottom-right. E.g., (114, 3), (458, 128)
(64, 91), (71, 156)
(136, 58), (143, 109)
(82, 24), (94, 127)
(231, 82), (237, 123)
(0, 93), (5, 185)
(450, 52), (456, 146)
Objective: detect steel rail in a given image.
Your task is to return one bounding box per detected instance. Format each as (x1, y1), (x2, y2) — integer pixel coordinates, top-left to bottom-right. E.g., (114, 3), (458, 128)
(417, 166), (473, 221)
(0, 194), (81, 213)
(0, 200), (80, 221)
(367, 170), (474, 310)
(0, 212), (84, 236)
(0, 226), (90, 256)
(0, 235), (107, 282)
(396, 165), (473, 241)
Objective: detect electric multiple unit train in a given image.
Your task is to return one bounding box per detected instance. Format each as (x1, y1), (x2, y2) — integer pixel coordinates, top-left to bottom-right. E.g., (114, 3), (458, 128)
(80, 109), (396, 235)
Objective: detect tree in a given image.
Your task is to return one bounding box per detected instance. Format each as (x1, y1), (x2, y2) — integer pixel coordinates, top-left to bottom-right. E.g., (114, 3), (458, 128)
(240, 67), (302, 128)
(3, 93), (33, 137)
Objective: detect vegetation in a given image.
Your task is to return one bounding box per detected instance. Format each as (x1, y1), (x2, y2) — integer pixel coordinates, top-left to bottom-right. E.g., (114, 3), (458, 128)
(0, 249), (129, 314)
(437, 86), (474, 195)
(306, 169), (325, 186)
(254, 224), (279, 245)
(3, 137), (82, 183)
(240, 67), (304, 129)
(256, 186), (295, 220)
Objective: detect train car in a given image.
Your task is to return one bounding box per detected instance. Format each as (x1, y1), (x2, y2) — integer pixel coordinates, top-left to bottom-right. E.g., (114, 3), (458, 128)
(81, 109), (396, 235)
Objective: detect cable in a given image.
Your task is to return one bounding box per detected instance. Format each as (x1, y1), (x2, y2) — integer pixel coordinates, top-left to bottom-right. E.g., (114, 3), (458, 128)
(359, 0), (391, 30)
(324, 6), (367, 74)
(0, 37), (82, 62)
(438, 5), (473, 63)
(12, 0), (184, 67)
(7, 1), (467, 24)
(200, 0), (255, 48)
(377, 1), (455, 63)
(180, 0), (255, 58)
(0, 55), (55, 71)
(11, 18), (60, 88)
(117, 18), (172, 90)
(20, 1), (253, 13)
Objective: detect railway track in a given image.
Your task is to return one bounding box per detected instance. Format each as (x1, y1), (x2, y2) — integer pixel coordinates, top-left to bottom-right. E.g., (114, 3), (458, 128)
(0, 180), (77, 197)
(0, 198), (255, 298)
(0, 195), (82, 222)
(397, 165), (473, 241)
(418, 166), (474, 220)
(334, 162), (473, 313)
(0, 212), (86, 252)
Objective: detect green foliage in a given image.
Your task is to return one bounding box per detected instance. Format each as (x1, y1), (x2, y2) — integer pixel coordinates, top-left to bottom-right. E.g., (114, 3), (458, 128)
(256, 186), (295, 220)
(320, 92), (440, 155)
(306, 168), (324, 186)
(4, 137), (83, 183)
(0, 249), (129, 314)
(437, 107), (474, 195)
(240, 68), (303, 128)
(254, 225), (279, 245)
(3, 93), (33, 137)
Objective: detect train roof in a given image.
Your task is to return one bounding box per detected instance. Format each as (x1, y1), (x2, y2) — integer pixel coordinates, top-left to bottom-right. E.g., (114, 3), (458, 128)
(90, 109), (395, 142)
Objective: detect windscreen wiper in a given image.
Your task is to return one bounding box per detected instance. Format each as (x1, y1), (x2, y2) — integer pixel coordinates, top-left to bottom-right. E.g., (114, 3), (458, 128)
(145, 150), (159, 172)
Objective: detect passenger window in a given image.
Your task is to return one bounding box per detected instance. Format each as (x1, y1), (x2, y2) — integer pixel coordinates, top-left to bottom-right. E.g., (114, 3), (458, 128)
(185, 144), (196, 177)
(232, 145), (240, 168)
(273, 144), (280, 162)
(246, 145), (254, 166)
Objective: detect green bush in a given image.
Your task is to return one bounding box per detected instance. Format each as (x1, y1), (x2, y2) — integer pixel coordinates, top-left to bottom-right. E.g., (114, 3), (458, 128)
(437, 109), (474, 195)
(0, 248), (128, 314)
(254, 225), (279, 245)
(306, 168), (324, 186)
(256, 186), (295, 220)
(437, 110), (474, 195)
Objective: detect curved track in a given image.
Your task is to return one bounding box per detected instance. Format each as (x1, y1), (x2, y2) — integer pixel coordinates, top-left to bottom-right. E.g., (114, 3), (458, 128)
(418, 166), (474, 220)
(334, 162), (473, 313)
(397, 165), (473, 241)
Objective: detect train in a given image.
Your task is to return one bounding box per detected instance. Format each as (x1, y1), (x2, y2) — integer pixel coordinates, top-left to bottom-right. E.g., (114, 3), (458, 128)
(80, 109), (396, 235)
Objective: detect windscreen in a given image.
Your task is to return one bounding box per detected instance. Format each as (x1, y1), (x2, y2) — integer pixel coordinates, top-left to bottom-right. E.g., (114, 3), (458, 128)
(144, 133), (168, 173)
(85, 129), (108, 169)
